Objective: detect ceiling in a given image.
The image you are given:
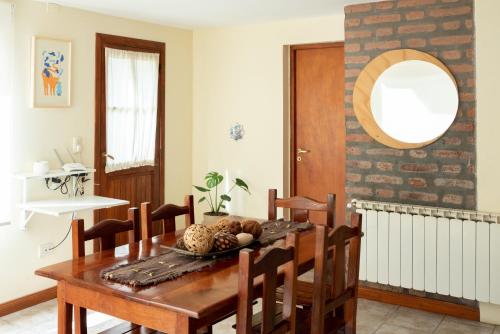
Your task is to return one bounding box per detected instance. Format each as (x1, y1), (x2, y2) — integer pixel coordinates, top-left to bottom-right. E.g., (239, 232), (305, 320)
(41, 0), (373, 29)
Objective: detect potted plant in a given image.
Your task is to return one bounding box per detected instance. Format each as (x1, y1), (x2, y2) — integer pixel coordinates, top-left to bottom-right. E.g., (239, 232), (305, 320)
(194, 171), (250, 225)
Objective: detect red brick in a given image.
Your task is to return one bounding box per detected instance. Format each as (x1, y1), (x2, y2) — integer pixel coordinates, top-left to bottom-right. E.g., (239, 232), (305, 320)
(346, 186), (373, 196)
(400, 163), (438, 173)
(442, 137), (462, 145)
(346, 18), (361, 28)
(347, 173), (362, 182)
(346, 55), (371, 64)
(399, 191), (438, 202)
(405, 11), (425, 20)
(376, 27), (394, 37)
(345, 3), (373, 13)
(346, 68), (361, 78)
(408, 178), (427, 188)
(366, 174), (403, 185)
(398, 23), (436, 34)
(450, 64), (474, 73)
(466, 108), (475, 118)
(345, 107), (355, 116)
(460, 92), (475, 101)
(409, 150), (427, 159)
(345, 95), (353, 103)
(346, 121), (361, 129)
(366, 148), (404, 157)
(376, 189), (395, 198)
(450, 122), (473, 132)
(442, 21), (461, 31)
(346, 30), (372, 39)
(346, 146), (362, 156)
(398, 0), (436, 8)
(441, 50), (461, 60)
(442, 194), (463, 205)
(365, 40), (402, 50)
(465, 19), (473, 30)
(467, 136), (475, 145)
(434, 178), (474, 189)
(375, 2), (395, 10)
(429, 6), (472, 18)
(433, 150), (473, 160)
(441, 164), (462, 174)
(376, 162), (394, 171)
(346, 134), (372, 142)
(345, 81), (355, 90)
(467, 78), (475, 88)
(347, 160), (372, 169)
(430, 35), (472, 46)
(345, 43), (361, 53)
(363, 14), (401, 25)
(406, 38), (427, 48)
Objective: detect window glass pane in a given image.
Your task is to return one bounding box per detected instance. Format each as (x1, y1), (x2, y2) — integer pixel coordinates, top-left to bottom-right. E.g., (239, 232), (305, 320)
(105, 47), (159, 173)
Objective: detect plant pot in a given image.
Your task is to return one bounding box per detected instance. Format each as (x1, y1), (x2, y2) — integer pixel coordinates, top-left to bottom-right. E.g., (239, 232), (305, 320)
(203, 212), (229, 225)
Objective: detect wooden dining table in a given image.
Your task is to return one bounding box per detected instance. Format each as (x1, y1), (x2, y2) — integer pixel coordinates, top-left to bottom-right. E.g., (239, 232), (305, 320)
(35, 227), (317, 334)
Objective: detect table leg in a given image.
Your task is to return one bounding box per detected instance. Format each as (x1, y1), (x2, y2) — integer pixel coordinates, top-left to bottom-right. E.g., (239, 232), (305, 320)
(175, 314), (196, 334)
(57, 282), (73, 334)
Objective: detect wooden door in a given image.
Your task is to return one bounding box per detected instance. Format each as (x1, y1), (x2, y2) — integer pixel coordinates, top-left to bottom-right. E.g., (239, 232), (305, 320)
(291, 43), (345, 226)
(94, 33), (165, 246)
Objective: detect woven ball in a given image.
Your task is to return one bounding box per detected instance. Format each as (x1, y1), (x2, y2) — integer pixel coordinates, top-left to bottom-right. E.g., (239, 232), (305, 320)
(241, 220), (263, 239)
(217, 219), (242, 235)
(176, 237), (187, 250)
(213, 232), (239, 251)
(183, 224), (214, 254)
(236, 233), (254, 246)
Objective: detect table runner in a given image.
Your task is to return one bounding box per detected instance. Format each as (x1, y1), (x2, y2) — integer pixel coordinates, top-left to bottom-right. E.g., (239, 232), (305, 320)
(101, 220), (312, 287)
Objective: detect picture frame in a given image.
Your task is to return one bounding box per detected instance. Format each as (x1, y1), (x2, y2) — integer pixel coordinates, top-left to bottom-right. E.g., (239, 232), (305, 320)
(31, 36), (72, 108)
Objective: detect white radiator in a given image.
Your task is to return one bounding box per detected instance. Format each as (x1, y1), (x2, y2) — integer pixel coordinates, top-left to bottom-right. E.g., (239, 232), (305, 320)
(349, 199), (500, 304)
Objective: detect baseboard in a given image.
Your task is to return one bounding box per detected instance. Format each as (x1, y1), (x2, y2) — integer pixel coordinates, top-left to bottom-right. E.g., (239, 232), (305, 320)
(359, 286), (480, 321)
(0, 286), (57, 317)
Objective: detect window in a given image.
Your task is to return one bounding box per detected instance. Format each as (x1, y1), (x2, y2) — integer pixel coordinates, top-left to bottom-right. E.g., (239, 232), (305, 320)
(105, 47), (160, 173)
(0, 1), (13, 224)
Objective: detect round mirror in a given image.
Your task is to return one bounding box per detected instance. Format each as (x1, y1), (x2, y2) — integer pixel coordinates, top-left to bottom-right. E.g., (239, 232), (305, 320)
(353, 49), (459, 149)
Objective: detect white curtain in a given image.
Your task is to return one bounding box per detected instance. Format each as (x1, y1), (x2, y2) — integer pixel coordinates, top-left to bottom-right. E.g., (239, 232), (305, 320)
(105, 47), (159, 173)
(0, 1), (13, 223)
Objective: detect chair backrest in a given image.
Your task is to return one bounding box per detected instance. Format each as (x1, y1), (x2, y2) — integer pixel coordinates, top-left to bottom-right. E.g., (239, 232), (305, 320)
(268, 189), (335, 227)
(237, 232), (298, 334)
(71, 207), (140, 258)
(140, 195), (195, 239)
(311, 212), (362, 334)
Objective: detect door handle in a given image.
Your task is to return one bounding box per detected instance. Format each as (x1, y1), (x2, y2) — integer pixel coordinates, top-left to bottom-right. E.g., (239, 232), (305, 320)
(102, 153), (115, 160)
(297, 148), (310, 154)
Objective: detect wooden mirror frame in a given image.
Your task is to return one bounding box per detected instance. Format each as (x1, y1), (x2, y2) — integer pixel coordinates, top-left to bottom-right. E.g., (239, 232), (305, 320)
(352, 49), (458, 149)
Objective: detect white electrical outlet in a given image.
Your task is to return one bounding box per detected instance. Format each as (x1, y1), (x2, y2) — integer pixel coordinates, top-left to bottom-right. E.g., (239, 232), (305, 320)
(39, 242), (54, 257)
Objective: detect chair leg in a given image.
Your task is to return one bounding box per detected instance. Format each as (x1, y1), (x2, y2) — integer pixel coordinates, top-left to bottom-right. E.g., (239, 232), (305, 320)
(74, 306), (88, 334)
(343, 299), (357, 334)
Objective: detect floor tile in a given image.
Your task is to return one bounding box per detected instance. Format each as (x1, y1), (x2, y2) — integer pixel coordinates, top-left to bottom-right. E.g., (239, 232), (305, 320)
(385, 306), (444, 332)
(435, 316), (495, 334)
(375, 324), (429, 334)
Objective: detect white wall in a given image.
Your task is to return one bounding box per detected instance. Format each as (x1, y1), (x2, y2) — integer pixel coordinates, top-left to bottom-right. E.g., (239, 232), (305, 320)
(192, 15), (345, 220)
(0, 0), (192, 303)
(475, 0), (500, 324)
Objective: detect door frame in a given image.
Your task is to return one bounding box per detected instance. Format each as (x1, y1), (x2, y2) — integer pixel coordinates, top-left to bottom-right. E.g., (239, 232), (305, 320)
(94, 33), (165, 221)
(289, 42), (345, 201)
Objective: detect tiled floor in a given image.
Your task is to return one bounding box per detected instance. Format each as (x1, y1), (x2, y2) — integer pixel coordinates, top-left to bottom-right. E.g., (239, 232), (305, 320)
(0, 298), (498, 334)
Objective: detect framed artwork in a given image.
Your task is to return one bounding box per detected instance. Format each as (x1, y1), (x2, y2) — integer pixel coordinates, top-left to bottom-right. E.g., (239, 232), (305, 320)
(31, 36), (71, 108)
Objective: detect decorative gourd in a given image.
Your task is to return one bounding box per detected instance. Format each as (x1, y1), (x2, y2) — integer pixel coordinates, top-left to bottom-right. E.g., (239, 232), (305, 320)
(241, 220), (263, 239)
(213, 232), (239, 251)
(236, 233), (254, 246)
(217, 219), (242, 235)
(183, 224), (214, 254)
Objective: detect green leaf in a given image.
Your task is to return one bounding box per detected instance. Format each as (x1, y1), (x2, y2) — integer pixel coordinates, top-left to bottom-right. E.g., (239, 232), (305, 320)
(194, 185), (210, 192)
(198, 196), (206, 203)
(220, 204), (226, 209)
(205, 171), (224, 188)
(220, 194), (231, 202)
(235, 178), (250, 193)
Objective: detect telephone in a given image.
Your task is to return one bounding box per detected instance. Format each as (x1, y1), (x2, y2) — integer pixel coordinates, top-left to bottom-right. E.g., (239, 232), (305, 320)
(62, 163), (87, 173)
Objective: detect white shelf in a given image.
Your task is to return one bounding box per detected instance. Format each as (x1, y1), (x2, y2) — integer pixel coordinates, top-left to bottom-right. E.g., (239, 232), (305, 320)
(19, 195), (129, 217)
(14, 168), (96, 180)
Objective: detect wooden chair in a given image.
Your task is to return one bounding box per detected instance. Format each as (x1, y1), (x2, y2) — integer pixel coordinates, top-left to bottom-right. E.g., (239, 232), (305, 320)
(310, 212), (363, 334)
(236, 232), (299, 334)
(268, 189), (335, 227)
(71, 207), (140, 334)
(140, 194), (195, 239)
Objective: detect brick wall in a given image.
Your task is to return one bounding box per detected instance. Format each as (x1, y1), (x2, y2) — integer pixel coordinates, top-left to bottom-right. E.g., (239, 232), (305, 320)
(344, 0), (476, 209)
